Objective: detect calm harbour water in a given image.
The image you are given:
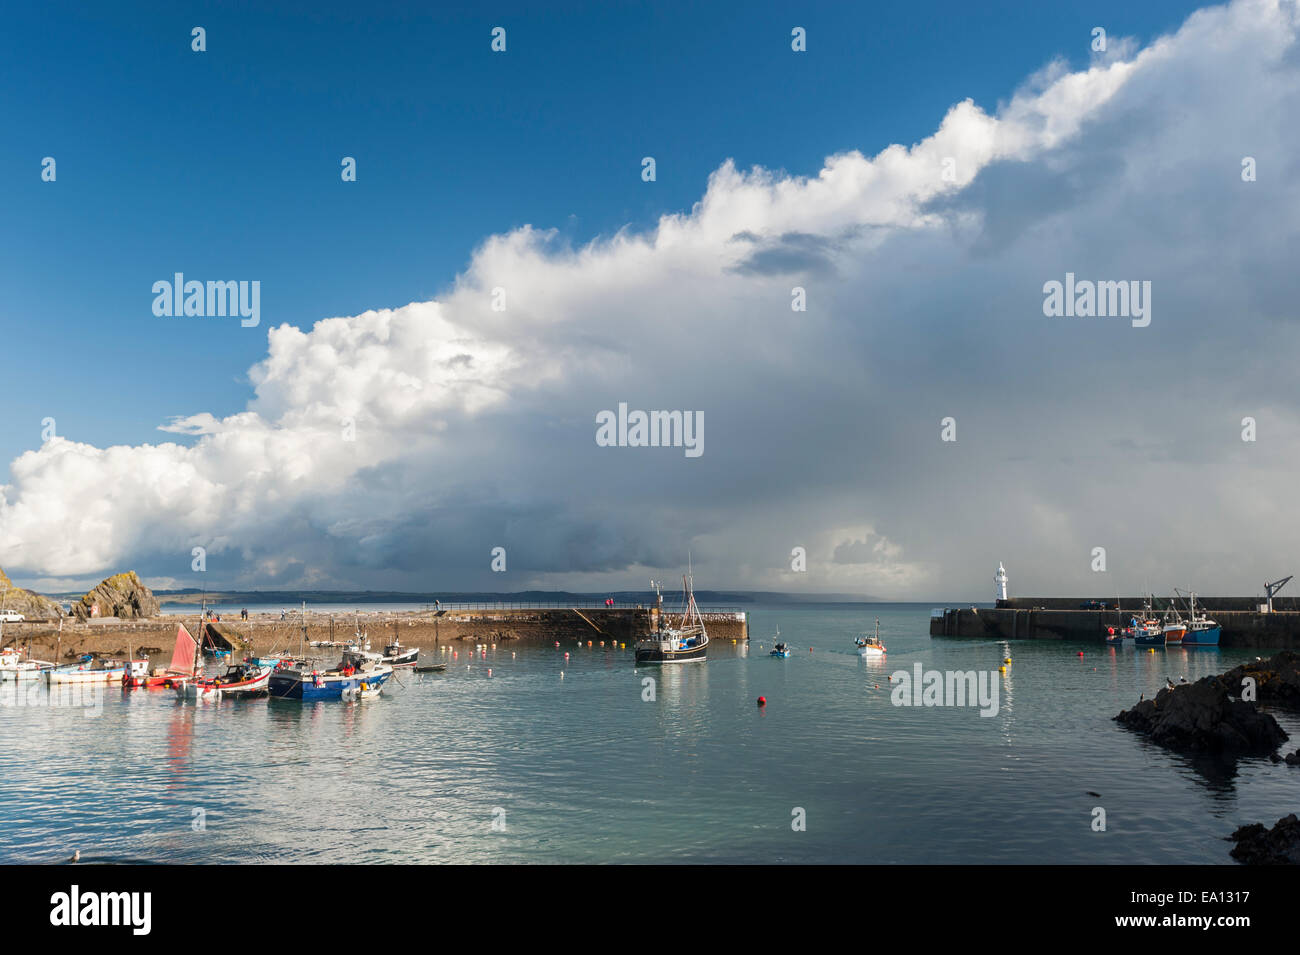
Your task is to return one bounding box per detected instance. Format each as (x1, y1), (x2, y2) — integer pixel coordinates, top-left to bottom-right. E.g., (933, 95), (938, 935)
(2, 603), (1296, 864)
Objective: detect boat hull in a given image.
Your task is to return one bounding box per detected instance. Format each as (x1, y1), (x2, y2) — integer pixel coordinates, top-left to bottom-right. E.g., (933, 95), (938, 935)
(47, 666), (126, 684)
(1182, 625), (1221, 646)
(634, 640), (708, 664)
(180, 666), (272, 699)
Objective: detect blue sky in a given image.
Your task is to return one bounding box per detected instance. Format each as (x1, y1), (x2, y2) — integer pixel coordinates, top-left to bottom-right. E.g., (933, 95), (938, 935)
(6, 0), (1293, 599)
(1, 0), (1204, 470)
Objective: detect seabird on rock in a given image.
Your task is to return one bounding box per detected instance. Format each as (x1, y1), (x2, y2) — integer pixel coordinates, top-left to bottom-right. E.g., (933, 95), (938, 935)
(1166, 677), (1177, 689)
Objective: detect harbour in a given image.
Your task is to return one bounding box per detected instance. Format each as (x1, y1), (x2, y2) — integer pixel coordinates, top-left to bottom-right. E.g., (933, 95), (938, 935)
(931, 565), (1300, 648)
(3, 601), (1297, 864)
(931, 601), (1300, 648)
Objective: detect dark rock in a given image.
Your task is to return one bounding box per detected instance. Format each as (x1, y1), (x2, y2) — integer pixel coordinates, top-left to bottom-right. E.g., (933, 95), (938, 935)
(1286, 750), (1300, 767)
(73, 571), (161, 621)
(1114, 674), (1289, 756)
(1229, 813), (1300, 865)
(1221, 651), (1300, 711)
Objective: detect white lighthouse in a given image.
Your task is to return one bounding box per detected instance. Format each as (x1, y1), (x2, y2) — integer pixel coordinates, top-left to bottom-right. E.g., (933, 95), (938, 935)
(995, 563), (1008, 603)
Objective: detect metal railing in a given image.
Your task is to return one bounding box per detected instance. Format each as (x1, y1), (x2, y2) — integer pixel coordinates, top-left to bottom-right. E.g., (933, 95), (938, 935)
(428, 601), (744, 613)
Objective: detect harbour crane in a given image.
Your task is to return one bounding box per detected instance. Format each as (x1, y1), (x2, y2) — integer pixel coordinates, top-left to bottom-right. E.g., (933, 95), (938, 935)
(1264, 575), (1293, 612)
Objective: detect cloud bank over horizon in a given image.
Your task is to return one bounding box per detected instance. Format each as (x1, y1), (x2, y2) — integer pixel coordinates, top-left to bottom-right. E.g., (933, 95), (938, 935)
(3, 0), (1299, 600)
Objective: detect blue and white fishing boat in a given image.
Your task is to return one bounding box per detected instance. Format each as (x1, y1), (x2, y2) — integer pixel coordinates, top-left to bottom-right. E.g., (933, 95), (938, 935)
(1178, 591), (1221, 646)
(268, 648), (393, 701)
(769, 632), (791, 658)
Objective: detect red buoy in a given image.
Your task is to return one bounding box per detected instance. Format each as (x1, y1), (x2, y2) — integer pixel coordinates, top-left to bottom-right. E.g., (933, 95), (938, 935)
(1077, 651), (1084, 657)
(757, 696), (767, 706)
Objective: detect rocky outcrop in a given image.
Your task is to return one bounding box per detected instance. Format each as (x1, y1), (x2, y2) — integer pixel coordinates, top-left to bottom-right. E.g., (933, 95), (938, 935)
(1229, 814), (1300, 865)
(0, 566), (64, 620)
(73, 571), (160, 621)
(1220, 651), (1300, 711)
(1114, 675), (1289, 756)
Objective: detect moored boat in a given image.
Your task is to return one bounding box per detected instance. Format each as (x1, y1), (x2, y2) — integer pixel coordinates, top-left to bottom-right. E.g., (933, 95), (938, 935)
(341, 679), (383, 701)
(382, 639), (418, 667)
(635, 569), (709, 665)
(770, 642), (791, 658)
(125, 623), (202, 688)
(176, 662), (272, 702)
(0, 647), (54, 681)
(1179, 592), (1221, 646)
(46, 655), (127, 684)
(268, 648), (394, 701)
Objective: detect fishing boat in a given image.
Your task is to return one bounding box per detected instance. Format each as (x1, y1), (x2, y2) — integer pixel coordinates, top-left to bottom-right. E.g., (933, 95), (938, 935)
(0, 605), (56, 680)
(0, 647), (54, 681)
(46, 654), (128, 684)
(770, 642), (791, 658)
(268, 648), (394, 701)
(177, 662), (272, 701)
(1133, 622), (1166, 647)
(1178, 591), (1221, 646)
(854, 619), (886, 656)
(1161, 620), (1186, 645)
(382, 639), (418, 667)
(124, 623), (202, 688)
(634, 569), (709, 664)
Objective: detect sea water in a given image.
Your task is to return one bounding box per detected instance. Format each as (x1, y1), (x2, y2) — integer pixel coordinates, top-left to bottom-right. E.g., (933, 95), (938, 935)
(1, 603), (1294, 864)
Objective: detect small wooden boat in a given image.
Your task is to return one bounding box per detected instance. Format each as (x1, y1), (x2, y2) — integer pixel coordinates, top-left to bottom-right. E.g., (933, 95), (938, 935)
(414, 663), (447, 673)
(47, 654), (128, 684)
(341, 679), (383, 701)
(176, 662), (272, 701)
(382, 639), (419, 667)
(124, 623), (202, 688)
